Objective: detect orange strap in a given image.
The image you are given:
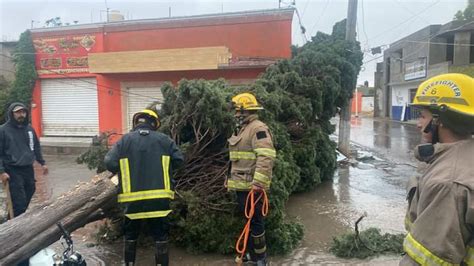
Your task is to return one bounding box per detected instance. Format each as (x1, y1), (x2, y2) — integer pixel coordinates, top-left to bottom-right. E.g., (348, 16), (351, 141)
(235, 188), (269, 262)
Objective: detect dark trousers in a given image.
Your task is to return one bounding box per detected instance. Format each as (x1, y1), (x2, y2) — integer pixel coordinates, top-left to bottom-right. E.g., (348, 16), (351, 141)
(123, 216), (169, 242)
(7, 165), (35, 218)
(7, 166), (35, 266)
(236, 191), (265, 260)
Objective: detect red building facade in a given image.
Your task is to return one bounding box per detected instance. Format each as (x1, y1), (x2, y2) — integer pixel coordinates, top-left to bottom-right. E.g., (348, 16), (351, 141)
(30, 8), (293, 139)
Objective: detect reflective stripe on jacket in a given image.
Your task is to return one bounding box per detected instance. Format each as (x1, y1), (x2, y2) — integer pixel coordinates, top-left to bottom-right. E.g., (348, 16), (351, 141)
(227, 115), (276, 191)
(401, 139), (474, 265)
(105, 125), (184, 220)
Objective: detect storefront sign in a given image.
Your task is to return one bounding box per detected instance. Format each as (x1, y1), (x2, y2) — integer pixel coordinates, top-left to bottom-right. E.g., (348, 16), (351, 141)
(33, 34), (97, 76)
(40, 58), (62, 68)
(66, 57), (88, 67)
(404, 58), (426, 81)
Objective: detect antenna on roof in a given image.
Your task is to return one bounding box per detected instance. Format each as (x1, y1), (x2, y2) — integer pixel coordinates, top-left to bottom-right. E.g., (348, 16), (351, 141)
(104, 0), (110, 22)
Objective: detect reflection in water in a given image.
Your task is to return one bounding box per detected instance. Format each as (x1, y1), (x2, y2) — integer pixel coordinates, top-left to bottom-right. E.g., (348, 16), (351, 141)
(281, 158), (409, 264)
(404, 124), (422, 151)
(373, 120), (391, 149)
(351, 117), (362, 127)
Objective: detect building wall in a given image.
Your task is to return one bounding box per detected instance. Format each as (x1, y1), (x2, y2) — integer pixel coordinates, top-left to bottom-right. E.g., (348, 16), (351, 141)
(30, 9), (293, 137)
(384, 25), (438, 86)
(449, 64), (474, 76)
(453, 31), (471, 66)
(362, 96), (374, 113)
(391, 84), (412, 121)
(96, 75), (123, 136)
(0, 42), (16, 82)
(380, 25), (456, 120)
(429, 36), (448, 65)
(380, 20), (474, 122)
(104, 18), (292, 58)
(374, 62), (383, 117)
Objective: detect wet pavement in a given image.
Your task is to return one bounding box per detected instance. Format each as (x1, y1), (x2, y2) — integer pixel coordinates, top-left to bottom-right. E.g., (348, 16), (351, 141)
(347, 117), (421, 166)
(1, 116), (421, 265)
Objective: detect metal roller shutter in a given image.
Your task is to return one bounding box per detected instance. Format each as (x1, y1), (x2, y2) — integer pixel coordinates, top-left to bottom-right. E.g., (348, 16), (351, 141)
(41, 78), (99, 136)
(126, 87), (163, 131)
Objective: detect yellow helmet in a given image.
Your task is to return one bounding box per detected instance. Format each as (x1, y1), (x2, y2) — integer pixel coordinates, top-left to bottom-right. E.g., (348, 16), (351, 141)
(132, 109), (161, 130)
(231, 93), (263, 111)
(412, 73), (474, 116)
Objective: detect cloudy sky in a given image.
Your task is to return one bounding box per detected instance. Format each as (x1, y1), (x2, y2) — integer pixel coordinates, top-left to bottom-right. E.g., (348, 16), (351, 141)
(0, 0), (468, 85)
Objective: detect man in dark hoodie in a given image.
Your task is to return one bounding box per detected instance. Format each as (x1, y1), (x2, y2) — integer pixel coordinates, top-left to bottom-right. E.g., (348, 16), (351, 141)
(0, 102), (48, 220)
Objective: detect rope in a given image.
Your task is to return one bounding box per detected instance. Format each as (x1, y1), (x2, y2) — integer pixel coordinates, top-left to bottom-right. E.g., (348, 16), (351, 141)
(235, 188), (269, 264)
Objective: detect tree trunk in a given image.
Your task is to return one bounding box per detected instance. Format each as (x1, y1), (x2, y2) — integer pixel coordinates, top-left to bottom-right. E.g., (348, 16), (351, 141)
(0, 172), (118, 262)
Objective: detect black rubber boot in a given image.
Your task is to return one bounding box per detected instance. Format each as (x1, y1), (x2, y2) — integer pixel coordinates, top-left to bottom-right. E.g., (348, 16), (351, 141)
(155, 240), (169, 266)
(124, 240), (137, 266)
(251, 232), (267, 266)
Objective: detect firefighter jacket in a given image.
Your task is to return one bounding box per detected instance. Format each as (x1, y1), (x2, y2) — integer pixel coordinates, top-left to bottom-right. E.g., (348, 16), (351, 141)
(227, 114), (276, 191)
(105, 124), (184, 220)
(401, 139), (474, 266)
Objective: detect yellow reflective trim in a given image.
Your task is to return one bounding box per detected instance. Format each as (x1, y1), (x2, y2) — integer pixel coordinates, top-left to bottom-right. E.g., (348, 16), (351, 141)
(118, 189), (175, 202)
(254, 246), (267, 254)
(162, 155), (170, 190)
(119, 158), (131, 193)
(254, 148), (276, 158)
(404, 233), (457, 266)
(464, 246), (474, 265)
(125, 210), (172, 220)
(140, 109), (158, 119)
(227, 179), (252, 190)
(229, 151), (256, 160)
(254, 172), (271, 186)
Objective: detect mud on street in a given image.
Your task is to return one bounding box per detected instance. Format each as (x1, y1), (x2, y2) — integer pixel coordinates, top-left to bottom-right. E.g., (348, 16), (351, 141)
(1, 117), (420, 265)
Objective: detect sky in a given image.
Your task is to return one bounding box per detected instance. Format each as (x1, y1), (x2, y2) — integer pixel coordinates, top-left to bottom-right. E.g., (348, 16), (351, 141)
(0, 0), (469, 85)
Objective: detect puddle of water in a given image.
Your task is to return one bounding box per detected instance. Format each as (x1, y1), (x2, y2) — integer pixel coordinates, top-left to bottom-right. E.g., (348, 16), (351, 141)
(66, 160), (411, 265)
(7, 117), (418, 265)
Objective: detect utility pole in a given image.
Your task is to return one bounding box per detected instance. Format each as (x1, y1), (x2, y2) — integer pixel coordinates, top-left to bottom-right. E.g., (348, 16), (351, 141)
(338, 0), (358, 157)
(105, 0), (110, 22)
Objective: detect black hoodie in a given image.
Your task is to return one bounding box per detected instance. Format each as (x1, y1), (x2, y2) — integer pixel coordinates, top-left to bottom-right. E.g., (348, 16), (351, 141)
(0, 103), (45, 173)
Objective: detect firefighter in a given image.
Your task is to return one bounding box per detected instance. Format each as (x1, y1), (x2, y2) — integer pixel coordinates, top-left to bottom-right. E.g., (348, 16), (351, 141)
(402, 73), (474, 265)
(227, 92), (276, 266)
(105, 109), (183, 266)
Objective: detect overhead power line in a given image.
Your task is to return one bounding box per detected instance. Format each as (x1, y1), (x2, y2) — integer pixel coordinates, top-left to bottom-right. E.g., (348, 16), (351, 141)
(300, 0), (311, 19)
(310, 0), (330, 36)
(360, 0), (370, 49)
(367, 0), (440, 43)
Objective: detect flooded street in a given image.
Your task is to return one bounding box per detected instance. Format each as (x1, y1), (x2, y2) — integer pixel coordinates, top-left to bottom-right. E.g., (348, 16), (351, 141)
(2, 117), (420, 265)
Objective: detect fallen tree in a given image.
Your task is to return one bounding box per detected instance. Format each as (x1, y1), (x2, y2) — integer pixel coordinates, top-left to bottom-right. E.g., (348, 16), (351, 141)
(0, 19), (363, 262)
(74, 19), (362, 255)
(330, 228), (404, 259)
(0, 172), (117, 265)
